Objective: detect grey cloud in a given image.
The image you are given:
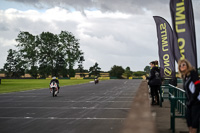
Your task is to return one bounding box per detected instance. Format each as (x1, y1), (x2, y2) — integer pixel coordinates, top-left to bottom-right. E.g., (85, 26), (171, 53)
(5, 0), (200, 19)
(0, 22), (10, 31)
(0, 26), (9, 31)
(6, 0), (169, 14)
(6, 0), (200, 21)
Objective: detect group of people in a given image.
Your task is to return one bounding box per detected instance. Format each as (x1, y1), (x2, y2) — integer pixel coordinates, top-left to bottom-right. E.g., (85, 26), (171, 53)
(147, 59), (200, 133)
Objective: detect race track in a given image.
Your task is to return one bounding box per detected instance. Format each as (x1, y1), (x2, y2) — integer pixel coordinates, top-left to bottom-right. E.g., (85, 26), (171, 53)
(0, 79), (141, 133)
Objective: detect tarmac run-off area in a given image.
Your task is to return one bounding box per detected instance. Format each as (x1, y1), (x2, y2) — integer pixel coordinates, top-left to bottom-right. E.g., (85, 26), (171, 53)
(0, 79), (141, 133)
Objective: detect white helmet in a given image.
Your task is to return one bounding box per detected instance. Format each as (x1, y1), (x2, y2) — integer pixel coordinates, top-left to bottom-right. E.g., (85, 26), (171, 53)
(52, 77), (56, 79)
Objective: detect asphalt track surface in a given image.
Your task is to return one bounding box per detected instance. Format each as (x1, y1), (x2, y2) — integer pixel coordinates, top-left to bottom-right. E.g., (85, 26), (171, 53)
(0, 79), (141, 133)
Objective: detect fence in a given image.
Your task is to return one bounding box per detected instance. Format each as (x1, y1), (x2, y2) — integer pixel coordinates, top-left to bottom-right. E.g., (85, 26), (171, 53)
(159, 78), (183, 107)
(159, 82), (186, 133)
(168, 84), (186, 133)
(159, 80), (199, 133)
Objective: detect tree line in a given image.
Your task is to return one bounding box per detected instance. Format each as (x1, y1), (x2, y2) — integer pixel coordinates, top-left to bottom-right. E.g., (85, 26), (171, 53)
(3, 31), (84, 78)
(1, 30), (148, 79)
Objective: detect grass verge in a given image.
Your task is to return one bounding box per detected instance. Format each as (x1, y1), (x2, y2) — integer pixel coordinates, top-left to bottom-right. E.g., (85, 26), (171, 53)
(0, 79), (94, 94)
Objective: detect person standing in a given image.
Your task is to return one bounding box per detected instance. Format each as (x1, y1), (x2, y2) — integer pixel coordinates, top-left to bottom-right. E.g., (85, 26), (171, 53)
(147, 61), (161, 105)
(178, 59), (200, 133)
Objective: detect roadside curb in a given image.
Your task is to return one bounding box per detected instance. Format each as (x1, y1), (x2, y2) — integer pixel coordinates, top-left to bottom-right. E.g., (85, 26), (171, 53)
(121, 80), (157, 133)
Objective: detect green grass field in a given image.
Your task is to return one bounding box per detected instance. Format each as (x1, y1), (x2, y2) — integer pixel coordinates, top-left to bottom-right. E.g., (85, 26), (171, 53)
(0, 79), (94, 93)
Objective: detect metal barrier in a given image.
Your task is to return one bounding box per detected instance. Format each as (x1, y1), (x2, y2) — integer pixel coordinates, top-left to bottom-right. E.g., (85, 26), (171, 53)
(159, 80), (199, 133)
(159, 81), (186, 133)
(168, 84), (186, 133)
(177, 78), (183, 83)
(159, 79), (171, 107)
(159, 83), (186, 132)
(159, 78), (182, 107)
(159, 85), (169, 107)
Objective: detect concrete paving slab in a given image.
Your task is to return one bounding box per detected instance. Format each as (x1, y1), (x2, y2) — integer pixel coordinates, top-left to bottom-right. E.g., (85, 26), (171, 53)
(151, 101), (188, 133)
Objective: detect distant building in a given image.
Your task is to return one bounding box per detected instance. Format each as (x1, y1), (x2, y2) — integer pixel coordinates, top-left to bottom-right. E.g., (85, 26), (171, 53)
(21, 74), (32, 78)
(75, 72), (110, 78)
(0, 73), (5, 77)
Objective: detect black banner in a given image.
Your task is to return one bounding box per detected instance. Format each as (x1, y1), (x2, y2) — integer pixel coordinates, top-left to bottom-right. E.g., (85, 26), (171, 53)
(170, 0), (197, 69)
(153, 16), (175, 78)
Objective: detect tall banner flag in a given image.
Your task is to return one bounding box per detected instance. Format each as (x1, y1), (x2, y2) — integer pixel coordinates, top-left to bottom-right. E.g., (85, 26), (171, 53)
(170, 0), (197, 69)
(153, 16), (175, 78)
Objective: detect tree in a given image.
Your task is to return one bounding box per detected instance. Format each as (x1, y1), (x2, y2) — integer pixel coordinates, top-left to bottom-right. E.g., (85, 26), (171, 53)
(59, 31), (84, 77)
(3, 31), (84, 78)
(55, 54), (68, 77)
(109, 65), (124, 79)
(133, 71), (146, 76)
(4, 49), (15, 77)
(77, 56), (85, 77)
(37, 32), (60, 77)
(36, 31), (84, 78)
(144, 66), (151, 74)
(89, 62), (101, 77)
(15, 31), (38, 78)
(123, 67), (132, 79)
(0, 68), (4, 73)
(4, 49), (26, 78)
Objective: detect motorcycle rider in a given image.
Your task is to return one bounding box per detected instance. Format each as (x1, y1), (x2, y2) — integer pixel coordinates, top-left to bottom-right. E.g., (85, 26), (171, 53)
(94, 76), (99, 84)
(49, 77), (60, 93)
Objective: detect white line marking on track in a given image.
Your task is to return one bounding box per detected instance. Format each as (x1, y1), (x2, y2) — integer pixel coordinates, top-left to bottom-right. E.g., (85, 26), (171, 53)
(0, 96), (37, 97)
(0, 107), (130, 109)
(24, 117), (33, 119)
(0, 117), (125, 120)
(124, 81), (128, 84)
(0, 101), (133, 103)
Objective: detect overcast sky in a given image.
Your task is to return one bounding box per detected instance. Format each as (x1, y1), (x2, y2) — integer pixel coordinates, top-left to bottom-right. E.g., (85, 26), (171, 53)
(0, 0), (200, 71)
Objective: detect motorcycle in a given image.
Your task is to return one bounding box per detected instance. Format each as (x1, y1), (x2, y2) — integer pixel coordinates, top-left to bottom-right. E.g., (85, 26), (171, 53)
(50, 81), (58, 97)
(94, 78), (99, 84)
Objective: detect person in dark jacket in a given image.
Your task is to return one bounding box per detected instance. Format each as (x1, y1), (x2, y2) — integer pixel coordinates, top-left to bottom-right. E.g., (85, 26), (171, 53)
(147, 61), (161, 105)
(178, 59), (200, 133)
